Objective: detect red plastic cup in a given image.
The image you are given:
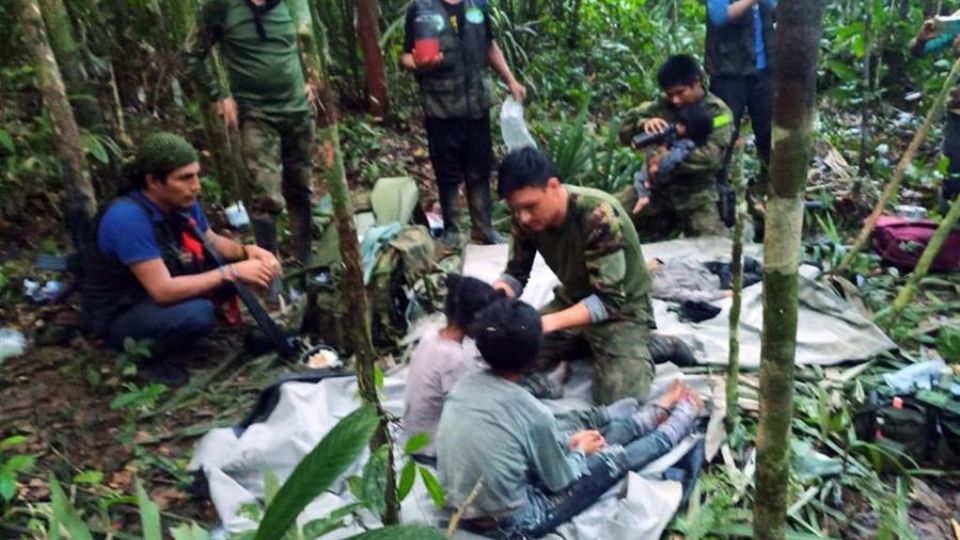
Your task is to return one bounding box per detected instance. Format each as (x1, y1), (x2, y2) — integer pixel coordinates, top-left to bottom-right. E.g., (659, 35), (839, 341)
(414, 38), (440, 64)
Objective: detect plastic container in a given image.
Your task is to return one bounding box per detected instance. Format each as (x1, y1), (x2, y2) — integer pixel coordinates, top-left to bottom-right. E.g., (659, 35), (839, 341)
(500, 97), (536, 152)
(413, 8), (442, 64)
(0, 328), (26, 362)
(225, 201), (250, 229)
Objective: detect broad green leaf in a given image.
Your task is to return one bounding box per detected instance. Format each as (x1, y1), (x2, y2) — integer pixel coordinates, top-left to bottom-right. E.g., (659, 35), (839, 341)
(374, 366), (384, 391)
(263, 466), (281, 506)
(0, 130), (14, 153)
(3, 454), (36, 474)
(0, 435), (26, 450)
(49, 475), (94, 540)
(73, 470), (103, 485)
(403, 432), (430, 454)
(301, 502), (364, 539)
(0, 471), (16, 501)
(254, 405), (379, 540)
(360, 446), (388, 515)
(345, 525), (448, 540)
(136, 479), (162, 540)
(418, 467), (445, 508)
(397, 460), (416, 502)
(170, 523), (210, 540)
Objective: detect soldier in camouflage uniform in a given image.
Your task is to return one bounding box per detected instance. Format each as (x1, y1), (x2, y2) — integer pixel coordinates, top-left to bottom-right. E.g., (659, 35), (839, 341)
(183, 0), (315, 305)
(618, 55), (734, 241)
(912, 16), (960, 206)
(493, 148), (657, 404)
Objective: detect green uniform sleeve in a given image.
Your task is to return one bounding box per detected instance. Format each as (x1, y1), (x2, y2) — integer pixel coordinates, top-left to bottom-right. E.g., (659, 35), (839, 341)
(582, 200), (633, 320)
(502, 222), (538, 294)
(674, 107), (733, 177)
(618, 101), (662, 146)
(182, 0), (228, 102)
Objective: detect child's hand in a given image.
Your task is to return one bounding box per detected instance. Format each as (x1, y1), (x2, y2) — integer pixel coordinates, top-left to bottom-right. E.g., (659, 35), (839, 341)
(918, 19), (938, 42)
(632, 196), (650, 215)
(647, 154), (661, 178)
(569, 430), (607, 455)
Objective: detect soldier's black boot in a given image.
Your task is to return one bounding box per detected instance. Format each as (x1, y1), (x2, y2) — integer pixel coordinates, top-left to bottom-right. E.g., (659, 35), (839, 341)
(437, 182), (460, 249)
(287, 200), (314, 267)
(465, 180), (506, 245)
(648, 333), (697, 367)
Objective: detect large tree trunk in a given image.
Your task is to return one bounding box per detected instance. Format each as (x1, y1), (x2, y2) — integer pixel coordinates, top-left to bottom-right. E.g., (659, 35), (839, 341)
(356, 0), (389, 118)
(19, 0), (97, 250)
(287, 0), (399, 524)
(753, 2), (824, 539)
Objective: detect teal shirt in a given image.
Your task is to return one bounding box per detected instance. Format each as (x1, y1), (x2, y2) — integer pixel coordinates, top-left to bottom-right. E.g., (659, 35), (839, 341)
(923, 31), (957, 55)
(436, 371), (585, 517)
(184, 0), (309, 114)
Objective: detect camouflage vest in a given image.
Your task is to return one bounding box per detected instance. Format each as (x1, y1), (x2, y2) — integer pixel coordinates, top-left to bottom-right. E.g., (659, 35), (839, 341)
(414, 0), (493, 119)
(705, 1), (775, 77)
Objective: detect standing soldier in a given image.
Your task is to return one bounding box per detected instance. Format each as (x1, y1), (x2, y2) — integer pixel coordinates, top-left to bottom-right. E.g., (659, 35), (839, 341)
(184, 0), (315, 306)
(401, 0), (526, 248)
(619, 55), (734, 240)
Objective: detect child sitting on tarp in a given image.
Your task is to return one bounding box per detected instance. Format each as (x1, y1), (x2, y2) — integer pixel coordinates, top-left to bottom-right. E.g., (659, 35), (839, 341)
(436, 298), (702, 538)
(632, 103), (715, 215)
(401, 275), (667, 462)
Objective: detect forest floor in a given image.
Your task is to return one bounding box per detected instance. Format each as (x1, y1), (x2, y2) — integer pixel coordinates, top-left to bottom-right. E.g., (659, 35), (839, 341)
(3, 110), (960, 537)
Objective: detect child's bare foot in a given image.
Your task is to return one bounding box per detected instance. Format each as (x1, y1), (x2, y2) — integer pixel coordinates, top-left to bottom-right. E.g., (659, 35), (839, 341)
(681, 387), (705, 412)
(657, 379), (686, 409)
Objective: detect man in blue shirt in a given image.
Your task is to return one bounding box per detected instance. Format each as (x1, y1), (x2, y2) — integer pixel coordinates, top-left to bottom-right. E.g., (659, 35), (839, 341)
(911, 15), (960, 206)
(705, 0), (776, 204)
(83, 132), (281, 385)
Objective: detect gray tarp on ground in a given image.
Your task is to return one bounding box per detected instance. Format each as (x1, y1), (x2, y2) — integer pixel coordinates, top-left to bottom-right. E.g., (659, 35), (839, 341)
(462, 237), (896, 367)
(189, 349), (724, 539)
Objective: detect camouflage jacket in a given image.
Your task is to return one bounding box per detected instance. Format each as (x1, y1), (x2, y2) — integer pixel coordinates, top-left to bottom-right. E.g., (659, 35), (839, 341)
(501, 185), (654, 325)
(618, 91), (734, 208)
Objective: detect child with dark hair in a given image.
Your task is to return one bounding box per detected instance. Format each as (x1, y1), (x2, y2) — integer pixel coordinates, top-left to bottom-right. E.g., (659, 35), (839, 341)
(437, 298), (703, 538)
(401, 274), (501, 458)
(632, 103), (714, 215)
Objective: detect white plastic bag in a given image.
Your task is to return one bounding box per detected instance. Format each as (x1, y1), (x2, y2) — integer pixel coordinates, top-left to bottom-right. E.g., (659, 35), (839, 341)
(499, 97), (536, 152)
(0, 328), (26, 363)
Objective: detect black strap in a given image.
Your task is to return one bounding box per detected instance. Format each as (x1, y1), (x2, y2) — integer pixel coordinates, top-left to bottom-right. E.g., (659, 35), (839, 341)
(244, 0), (283, 41)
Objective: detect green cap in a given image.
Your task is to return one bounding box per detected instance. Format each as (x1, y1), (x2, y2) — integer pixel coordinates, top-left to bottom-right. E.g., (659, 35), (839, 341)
(136, 132), (199, 179)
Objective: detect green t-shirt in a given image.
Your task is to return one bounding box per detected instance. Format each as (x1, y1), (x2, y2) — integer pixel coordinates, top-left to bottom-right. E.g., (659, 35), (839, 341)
(436, 371), (584, 517)
(184, 0), (309, 114)
(503, 185), (655, 324)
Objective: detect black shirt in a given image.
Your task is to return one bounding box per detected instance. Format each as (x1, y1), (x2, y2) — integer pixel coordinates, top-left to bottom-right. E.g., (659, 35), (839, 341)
(403, 1), (494, 53)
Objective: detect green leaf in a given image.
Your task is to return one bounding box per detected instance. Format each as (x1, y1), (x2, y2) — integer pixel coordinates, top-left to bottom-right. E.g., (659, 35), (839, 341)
(418, 466), (445, 508)
(937, 325), (960, 363)
(3, 454), (36, 474)
(0, 130), (14, 153)
(301, 502), (364, 539)
(397, 460), (416, 502)
(374, 366), (384, 391)
(170, 523), (210, 540)
(0, 435), (26, 450)
(263, 466), (281, 506)
(49, 475), (94, 540)
(254, 405), (379, 540)
(360, 446), (387, 515)
(403, 432), (430, 455)
(136, 479), (162, 540)
(0, 471), (16, 501)
(345, 525), (448, 540)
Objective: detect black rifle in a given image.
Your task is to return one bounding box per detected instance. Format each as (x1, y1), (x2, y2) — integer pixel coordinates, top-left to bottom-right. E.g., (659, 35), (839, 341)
(184, 215), (296, 358)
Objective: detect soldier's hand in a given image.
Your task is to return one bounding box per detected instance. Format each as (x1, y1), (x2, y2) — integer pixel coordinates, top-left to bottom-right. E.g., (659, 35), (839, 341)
(508, 80), (527, 103)
(642, 117), (669, 135)
(217, 98), (239, 131)
(244, 245), (281, 277)
(414, 52), (444, 71)
(305, 83), (320, 114)
(918, 19), (938, 42)
(632, 196), (650, 215)
(231, 259), (276, 289)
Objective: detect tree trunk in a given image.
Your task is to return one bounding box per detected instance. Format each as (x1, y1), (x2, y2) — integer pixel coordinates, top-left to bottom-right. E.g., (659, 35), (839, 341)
(726, 142), (746, 432)
(19, 0), (97, 250)
(287, 0), (399, 524)
(753, 2), (824, 539)
(356, 0), (389, 118)
(836, 55), (960, 275)
(39, 0), (107, 136)
(857, 6), (872, 176)
(886, 195), (960, 327)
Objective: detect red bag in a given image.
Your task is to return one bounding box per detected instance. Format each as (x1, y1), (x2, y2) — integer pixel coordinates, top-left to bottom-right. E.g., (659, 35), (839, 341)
(871, 215), (960, 272)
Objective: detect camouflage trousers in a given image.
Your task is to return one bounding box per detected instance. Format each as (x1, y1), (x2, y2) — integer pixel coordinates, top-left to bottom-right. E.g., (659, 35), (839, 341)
(618, 184), (727, 242)
(240, 109), (315, 219)
(525, 302), (655, 404)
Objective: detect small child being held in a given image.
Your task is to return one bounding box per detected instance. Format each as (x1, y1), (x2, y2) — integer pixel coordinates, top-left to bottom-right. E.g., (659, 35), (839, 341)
(633, 103), (714, 214)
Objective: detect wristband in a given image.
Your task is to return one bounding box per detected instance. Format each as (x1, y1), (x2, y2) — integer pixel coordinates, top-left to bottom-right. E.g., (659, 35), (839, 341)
(218, 265), (232, 283)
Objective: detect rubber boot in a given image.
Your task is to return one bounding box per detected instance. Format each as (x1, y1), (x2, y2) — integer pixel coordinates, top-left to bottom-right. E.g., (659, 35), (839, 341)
(287, 200), (314, 267)
(648, 333), (696, 367)
(251, 216), (282, 308)
(437, 182), (460, 249)
(465, 181), (506, 244)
